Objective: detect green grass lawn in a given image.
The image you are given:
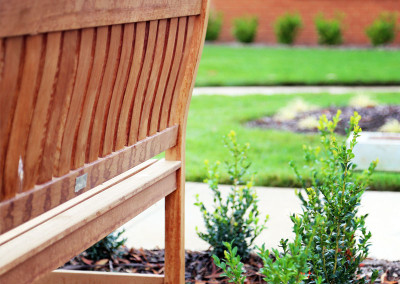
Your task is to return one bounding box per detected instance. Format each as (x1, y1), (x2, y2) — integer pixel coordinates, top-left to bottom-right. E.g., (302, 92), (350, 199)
(196, 46), (400, 86)
(185, 93), (400, 191)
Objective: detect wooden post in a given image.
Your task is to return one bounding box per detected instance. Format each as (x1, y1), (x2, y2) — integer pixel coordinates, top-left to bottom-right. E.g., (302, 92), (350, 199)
(164, 0), (209, 283)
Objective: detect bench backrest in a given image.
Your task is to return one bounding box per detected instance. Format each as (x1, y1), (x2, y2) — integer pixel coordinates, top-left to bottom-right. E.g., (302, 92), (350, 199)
(0, 0), (208, 234)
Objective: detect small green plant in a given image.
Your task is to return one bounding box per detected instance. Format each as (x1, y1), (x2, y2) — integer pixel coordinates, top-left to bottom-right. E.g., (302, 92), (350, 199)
(274, 13), (303, 45)
(195, 131), (268, 259)
(366, 12), (398, 46)
(84, 230), (127, 261)
(232, 16), (258, 43)
(206, 11), (223, 41)
(212, 241), (246, 284)
(290, 111), (379, 283)
(315, 14), (344, 45)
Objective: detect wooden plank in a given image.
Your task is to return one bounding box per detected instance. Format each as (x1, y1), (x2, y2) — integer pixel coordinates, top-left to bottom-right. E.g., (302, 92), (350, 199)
(102, 23), (135, 156)
(0, 37), (24, 200)
(149, 18), (178, 136)
(58, 28), (95, 176)
(74, 26), (109, 169)
(159, 17), (187, 131)
(115, 22), (147, 150)
(0, 0), (202, 38)
(0, 160), (180, 284)
(138, 19), (168, 141)
(3, 35), (44, 197)
(129, 21), (158, 145)
(0, 126), (178, 234)
(168, 17), (195, 127)
(0, 159), (157, 247)
(38, 30), (79, 183)
(35, 270), (164, 284)
(23, 32), (62, 192)
(164, 0), (210, 283)
(89, 25), (122, 162)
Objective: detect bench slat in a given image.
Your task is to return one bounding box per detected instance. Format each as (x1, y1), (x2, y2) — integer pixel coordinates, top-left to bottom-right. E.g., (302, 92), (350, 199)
(0, 159), (181, 284)
(36, 270), (164, 284)
(0, 0), (202, 38)
(0, 126), (178, 234)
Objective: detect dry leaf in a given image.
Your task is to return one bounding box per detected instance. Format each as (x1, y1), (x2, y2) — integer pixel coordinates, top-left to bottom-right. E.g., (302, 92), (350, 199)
(381, 270), (398, 284)
(80, 256), (93, 265)
(95, 259), (109, 266)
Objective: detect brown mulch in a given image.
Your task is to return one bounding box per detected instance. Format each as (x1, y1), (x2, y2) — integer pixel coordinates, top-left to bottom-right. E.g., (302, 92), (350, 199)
(61, 248), (400, 283)
(247, 105), (400, 135)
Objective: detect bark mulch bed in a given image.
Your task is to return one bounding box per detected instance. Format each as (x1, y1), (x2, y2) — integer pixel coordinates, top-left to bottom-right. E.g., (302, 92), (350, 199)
(247, 105), (400, 135)
(61, 248), (400, 283)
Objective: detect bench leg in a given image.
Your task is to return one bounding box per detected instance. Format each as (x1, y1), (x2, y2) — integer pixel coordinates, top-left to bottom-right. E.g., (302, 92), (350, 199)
(164, 167), (185, 284)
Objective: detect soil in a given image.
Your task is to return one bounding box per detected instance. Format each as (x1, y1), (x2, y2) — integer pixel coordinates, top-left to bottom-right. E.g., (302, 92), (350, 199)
(61, 248), (400, 283)
(247, 105), (400, 135)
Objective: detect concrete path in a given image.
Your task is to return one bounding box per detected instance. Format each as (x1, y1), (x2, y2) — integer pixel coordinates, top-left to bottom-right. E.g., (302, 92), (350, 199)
(122, 182), (400, 261)
(193, 86), (400, 96)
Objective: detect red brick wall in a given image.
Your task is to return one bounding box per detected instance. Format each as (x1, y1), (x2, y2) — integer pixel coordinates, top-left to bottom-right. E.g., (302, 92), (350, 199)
(211, 0), (400, 45)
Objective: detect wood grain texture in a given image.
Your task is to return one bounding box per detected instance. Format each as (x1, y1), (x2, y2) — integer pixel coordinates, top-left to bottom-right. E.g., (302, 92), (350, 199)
(58, 29), (95, 176)
(115, 22), (147, 150)
(23, 32), (62, 192)
(35, 270), (164, 284)
(129, 21), (159, 145)
(164, 0), (210, 283)
(0, 0), (202, 38)
(159, 17), (187, 131)
(138, 19), (168, 141)
(4, 35), (44, 196)
(74, 27), (109, 169)
(0, 37), (24, 199)
(0, 160), (180, 284)
(0, 126), (178, 234)
(0, 159), (157, 247)
(88, 25), (122, 162)
(39, 30), (79, 183)
(102, 23), (135, 156)
(149, 18), (178, 136)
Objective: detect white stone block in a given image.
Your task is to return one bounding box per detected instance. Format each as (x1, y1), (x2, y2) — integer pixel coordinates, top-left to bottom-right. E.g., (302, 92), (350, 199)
(348, 132), (400, 172)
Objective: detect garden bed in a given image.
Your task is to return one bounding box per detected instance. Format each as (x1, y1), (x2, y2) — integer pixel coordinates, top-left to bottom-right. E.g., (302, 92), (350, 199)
(248, 105), (400, 134)
(62, 248), (400, 283)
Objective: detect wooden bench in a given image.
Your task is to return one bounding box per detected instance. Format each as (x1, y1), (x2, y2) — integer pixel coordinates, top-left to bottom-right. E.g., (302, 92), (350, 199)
(0, 1), (209, 283)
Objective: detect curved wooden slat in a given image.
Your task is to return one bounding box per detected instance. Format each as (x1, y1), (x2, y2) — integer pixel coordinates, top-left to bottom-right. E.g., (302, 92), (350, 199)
(159, 17), (187, 131)
(23, 32), (62, 192)
(3, 35), (44, 197)
(58, 29), (95, 176)
(0, 37), (24, 200)
(128, 21), (158, 145)
(74, 27), (109, 169)
(115, 22), (147, 150)
(102, 23), (135, 156)
(138, 19), (168, 141)
(149, 18), (178, 136)
(38, 30), (79, 183)
(168, 16), (196, 126)
(0, 0), (202, 38)
(88, 25), (122, 162)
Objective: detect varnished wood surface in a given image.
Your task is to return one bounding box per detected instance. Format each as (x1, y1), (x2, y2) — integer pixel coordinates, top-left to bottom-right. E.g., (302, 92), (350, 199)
(1, 16), (195, 206)
(35, 270), (164, 284)
(0, 0), (202, 38)
(0, 160), (180, 284)
(0, 126), (178, 234)
(164, 0), (210, 283)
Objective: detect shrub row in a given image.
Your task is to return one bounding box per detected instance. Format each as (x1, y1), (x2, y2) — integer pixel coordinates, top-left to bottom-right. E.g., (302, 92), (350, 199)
(206, 11), (399, 46)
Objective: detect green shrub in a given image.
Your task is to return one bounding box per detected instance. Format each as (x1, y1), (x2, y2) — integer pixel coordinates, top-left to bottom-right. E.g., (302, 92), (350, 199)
(232, 16), (258, 43)
(315, 14), (343, 45)
(274, 13), (303, 45)
(290, 111), (378, 283)
(195, 131), (268, 259)
(366, 12), (398, 46)
(84, 230), (127, 261)
(206, 11), (223, 41)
